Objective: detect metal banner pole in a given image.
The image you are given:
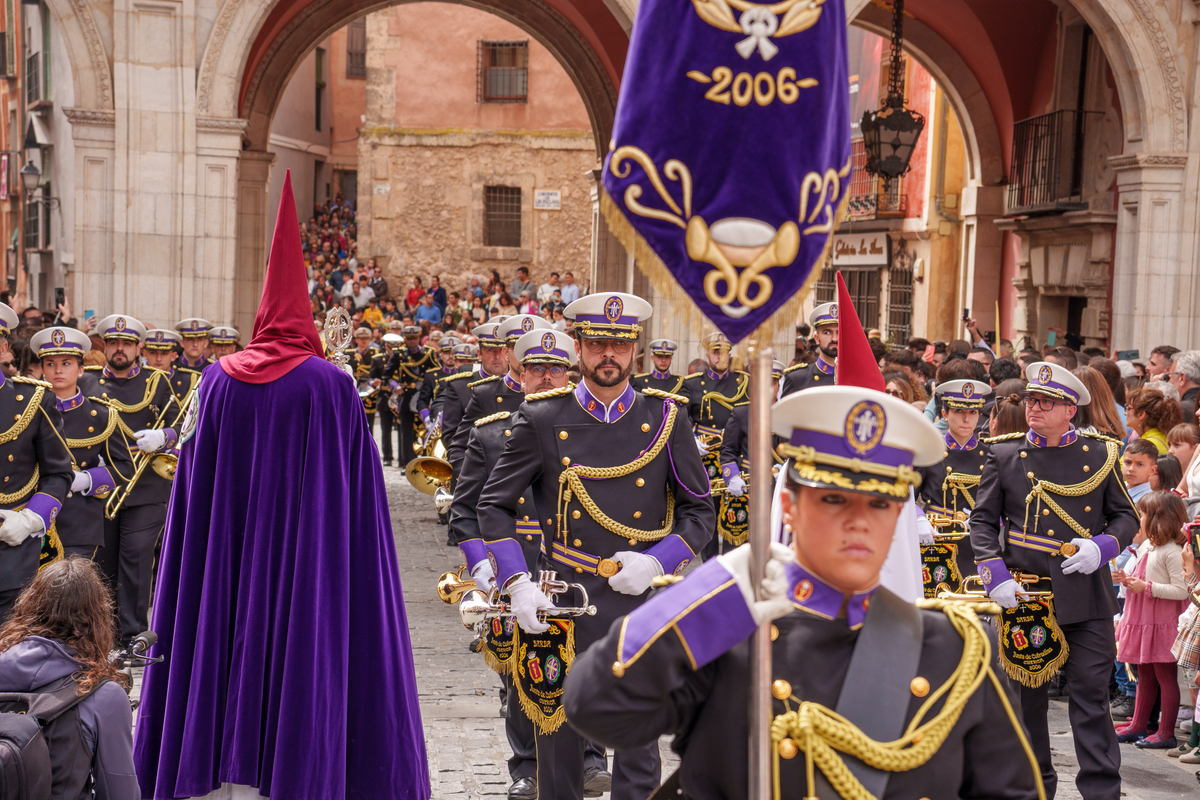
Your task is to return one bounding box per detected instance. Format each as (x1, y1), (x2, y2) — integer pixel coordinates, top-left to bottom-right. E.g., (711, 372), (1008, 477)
(747, 347), (774, 800)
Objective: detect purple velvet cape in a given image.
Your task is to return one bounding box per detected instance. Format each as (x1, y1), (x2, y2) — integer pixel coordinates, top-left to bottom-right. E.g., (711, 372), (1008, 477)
(133, 357), (430, 800)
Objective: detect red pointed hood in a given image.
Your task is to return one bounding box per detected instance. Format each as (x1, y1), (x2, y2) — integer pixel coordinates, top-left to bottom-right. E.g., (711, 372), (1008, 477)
(833, 271), (885, 392)
(220, 170), (325, 384)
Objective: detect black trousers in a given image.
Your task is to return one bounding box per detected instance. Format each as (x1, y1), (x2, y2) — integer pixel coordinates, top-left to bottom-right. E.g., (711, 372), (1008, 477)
(101, 503), (168, 642)
(398, 402), (418, 466)
(379, 401), (397, 463)
(1019, 617), (1121, 800)
(505, 673), (607, 782)
(536, 723), (656, 800)
(63, 544), (100, 561)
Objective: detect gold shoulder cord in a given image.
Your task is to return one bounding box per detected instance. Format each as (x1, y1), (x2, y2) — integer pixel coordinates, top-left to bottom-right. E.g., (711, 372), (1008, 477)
(105, 370), (161, 415)
(942, 472), (981, 513)
(770, 600), (1046, 800)
(0, 391), (50, 503)
(700, 373), (748, 420)
(556, 401), (679, 543)
(1022, 440), (1118, 538)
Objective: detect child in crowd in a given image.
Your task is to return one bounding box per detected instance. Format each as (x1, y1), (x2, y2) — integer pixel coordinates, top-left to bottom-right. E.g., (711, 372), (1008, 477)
(1123, 438), (1161, 503)
(1114, 491), (1191, 748)
(1170, 537), (1200, 761)
(1154, 454), (1183, 493)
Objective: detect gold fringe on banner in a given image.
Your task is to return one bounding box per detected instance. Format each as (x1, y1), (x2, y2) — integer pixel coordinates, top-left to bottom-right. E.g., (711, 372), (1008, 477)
(482, 645), (512, 676)
(598, 187), (851, 348)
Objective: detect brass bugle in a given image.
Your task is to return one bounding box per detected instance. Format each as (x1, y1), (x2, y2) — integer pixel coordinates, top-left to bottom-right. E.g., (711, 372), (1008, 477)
(105, 385), (194, 520)
(437, 565), (476, 605)
(458, 570), (598, 630)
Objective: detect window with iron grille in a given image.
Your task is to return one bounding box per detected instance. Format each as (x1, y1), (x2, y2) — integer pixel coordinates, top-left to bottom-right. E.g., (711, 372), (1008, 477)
(887, 259), (914, 345)
(477, 41), (528, 103)
(483, 186), (522, 247)
(346, 18), (366, 79)
(23, 191), (40, 251)
(843, 268), (881, 330)
(314, 47), (325, 131)
(25, 52), (40, 106)
(813, 261), (836, 304)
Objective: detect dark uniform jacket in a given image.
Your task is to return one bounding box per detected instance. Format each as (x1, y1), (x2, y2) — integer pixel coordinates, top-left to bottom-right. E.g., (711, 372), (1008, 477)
(165, 367), (201, 407)
(54, 394), (133, 548)
(447, 373), (524, 477)
(0, 376), (73, 591)
(93, 365), (177, 507)
(916, 431), (990, 580)
(717, 402), (784, 484)
(632, 371), (684, 395)
(969, 429), (1139, 625)
(177, 355), (212, 373)
(680, 369), (747, 435)
(477, 383), (715, 650)
(781, 355), (835, 397)
(450, 410), (540, 571)
(430, 370), (476, 465)
(418, 365), (459, 417)
(565, 561), (1038, 800)
(383, 345), (438, 406)
(349, 344), (383, 414)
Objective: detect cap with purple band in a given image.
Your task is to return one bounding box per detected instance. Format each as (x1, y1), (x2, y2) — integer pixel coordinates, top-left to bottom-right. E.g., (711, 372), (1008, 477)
(496, 314), (552, 344)
(809, 302), (838, 328)
(0, 303), (17, 337)
(935, 379), (992, 410)
(516, 329), (577, 366)
(1024, 361), (1091, 406)
(143, 329), (182, 351)
(472, 322), (503, 347)
(30, 327), (92, 358)
(564, 293), (652, 340)
(175, 318), (213, 338)
(96, 314), (147, 342)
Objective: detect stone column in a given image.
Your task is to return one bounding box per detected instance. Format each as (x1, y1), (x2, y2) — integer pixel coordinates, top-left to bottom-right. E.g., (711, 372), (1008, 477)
(959, 184), (1005, 334)
(234, 150), (276, 333)
(63, 107), (116, 316)
(195, 116), (249, 327)
(1110, 153), (1189, 352)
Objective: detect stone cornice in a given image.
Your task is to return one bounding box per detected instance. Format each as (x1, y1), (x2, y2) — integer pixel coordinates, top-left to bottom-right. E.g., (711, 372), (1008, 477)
(359, 126), (594, 151)
(1109, 152), (1190, 170)
(196, 116), (251, 134)
(63, 107), (116, 127)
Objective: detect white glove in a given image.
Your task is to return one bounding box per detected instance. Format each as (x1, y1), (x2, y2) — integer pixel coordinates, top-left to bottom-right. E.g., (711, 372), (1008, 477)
(717, 542), (796, 625)
(607, 551), (664, 596)
(506, 574), (553, 633)
(725, 474), (747, 497)
(695, 436), (710, 454)
(0, 509), (45, 547)
(96, 454), (106, 467)
(916, 514), (937, 546)
(134, 428), (167, 453)
(1061, 538), (1103, 575)
(989, 579), (1021, 609)
(470, 560), (496, 592)
(70, 471), (92, 495)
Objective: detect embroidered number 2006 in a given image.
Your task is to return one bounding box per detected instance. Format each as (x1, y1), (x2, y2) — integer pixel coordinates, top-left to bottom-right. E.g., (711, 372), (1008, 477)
(687, 67), (817, 107)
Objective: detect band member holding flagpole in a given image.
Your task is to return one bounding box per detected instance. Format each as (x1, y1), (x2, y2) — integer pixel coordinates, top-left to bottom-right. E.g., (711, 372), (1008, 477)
(970, 361), (1137, 800)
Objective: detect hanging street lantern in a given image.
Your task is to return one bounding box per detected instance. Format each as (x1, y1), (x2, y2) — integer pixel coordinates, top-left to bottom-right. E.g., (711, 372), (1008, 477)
(860, 0), (925, 182)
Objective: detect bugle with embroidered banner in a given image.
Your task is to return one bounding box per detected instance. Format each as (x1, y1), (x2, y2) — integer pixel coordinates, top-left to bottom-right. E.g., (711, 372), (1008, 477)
(602, 0), (852, 343)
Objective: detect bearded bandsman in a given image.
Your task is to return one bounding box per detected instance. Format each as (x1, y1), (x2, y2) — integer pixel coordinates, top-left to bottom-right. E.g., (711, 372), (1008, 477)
(970, 361), (1137, 798)
(30, 326), (133, 564)
(632, 338), (684, 394)
(916, 379), (993, 581)
(681, 332), (747, 558)
(94, 313), (179, 643)
(142, 329), (197, 407)
(781, 302), (838, 396)
(478, 293), (713, 800)
(564, 385), (1040, 800)
(0, 303), (72, 620)
(208, 325), (240, 358)
(174, 317), (213, 372)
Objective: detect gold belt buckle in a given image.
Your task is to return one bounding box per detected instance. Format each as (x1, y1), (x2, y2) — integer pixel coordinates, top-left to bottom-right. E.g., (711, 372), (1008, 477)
(598, 558), (622, 578)
(1058, 542), (1078, 557)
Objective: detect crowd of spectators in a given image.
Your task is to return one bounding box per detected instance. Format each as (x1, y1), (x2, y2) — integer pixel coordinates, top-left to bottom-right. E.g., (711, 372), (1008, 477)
(302, 196), (589, 346)
(791, 317), (1200, 757)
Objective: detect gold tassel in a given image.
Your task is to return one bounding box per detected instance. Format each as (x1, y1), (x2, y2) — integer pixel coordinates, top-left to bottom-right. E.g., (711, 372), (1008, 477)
(599, 186), (851, 347)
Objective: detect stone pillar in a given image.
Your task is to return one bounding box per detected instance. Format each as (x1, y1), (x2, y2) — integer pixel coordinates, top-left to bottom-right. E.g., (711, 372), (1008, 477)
(195, 117), (249, 326)
(586, 169), (627, 293)
(1110, 153), (1190, 352)
(959, 184), (1005, 333)
(234, 150), (276, 333)
(64, 108), (116, 316)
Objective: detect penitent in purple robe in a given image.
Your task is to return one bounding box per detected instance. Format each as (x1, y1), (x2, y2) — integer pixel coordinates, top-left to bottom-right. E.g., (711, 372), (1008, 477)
(133, 358), (430, 800)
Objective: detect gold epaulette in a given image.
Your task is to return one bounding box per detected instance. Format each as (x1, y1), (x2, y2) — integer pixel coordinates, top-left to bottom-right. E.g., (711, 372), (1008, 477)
(526, 385), (575, 402)
(981, 432), (1026, 444)
(83, 365), (103, 372)
(442, 371), (473, 383)
(633, 372), (651, 379)
(474, 410), (512, 427)
(177, 365), (201, 375)
(683, 371), (704, 380)
(144, 366), (169, 376)
(733, 400), (750, 407)
(11, 376), (51, 389)
(642, 387), (688, 404)
(468, 374), (501, 389)
(1081, 431), (1125, 446)
(782, 362), (809, 373)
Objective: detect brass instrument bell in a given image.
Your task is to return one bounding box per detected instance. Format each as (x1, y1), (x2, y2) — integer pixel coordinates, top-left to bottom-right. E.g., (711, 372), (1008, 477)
(436, 565), (477, 605)
(405, 456), (453, 496)
(433, 486), (454, 515)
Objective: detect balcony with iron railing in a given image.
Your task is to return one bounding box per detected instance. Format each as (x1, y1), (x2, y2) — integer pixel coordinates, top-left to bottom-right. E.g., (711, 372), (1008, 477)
(846, 138), (907, 221)
(1006, 109), (1096, 215)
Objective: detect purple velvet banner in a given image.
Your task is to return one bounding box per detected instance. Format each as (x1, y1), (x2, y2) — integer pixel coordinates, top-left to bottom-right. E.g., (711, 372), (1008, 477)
(603, 0), (851, 342)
